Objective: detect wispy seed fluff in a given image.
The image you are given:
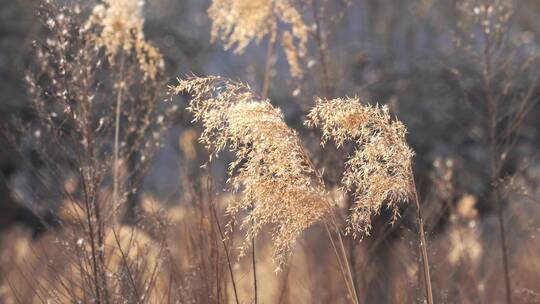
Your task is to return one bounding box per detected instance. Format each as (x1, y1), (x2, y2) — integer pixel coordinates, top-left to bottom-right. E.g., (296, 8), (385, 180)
(208, 0), (308, 81)
(170, 76), (329, 268)
(87, 0), (163, 79)
(305, 97), (414, 237)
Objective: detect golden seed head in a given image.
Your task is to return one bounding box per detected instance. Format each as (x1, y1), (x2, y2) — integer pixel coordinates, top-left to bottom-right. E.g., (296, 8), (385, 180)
(208, 0), (308, 85)
(87, 0), (163, 79)
(306, 97), (414, 237)
(170, 76), (329, 268)
(208, 0), (308, 54)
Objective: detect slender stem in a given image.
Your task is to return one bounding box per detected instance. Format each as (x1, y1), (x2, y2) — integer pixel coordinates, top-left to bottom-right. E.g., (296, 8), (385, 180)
(101, 56), (126, 304)
(95, 185), (108, 303)
(215, 234), (221, 304)
(334, 223), (360, 304)
(324, 223), (356, 303)
(79, 160), (101, 304)
(348, 242), (358, 300)
(411, 174), (434, 304)
(74, 126), (102, 303)
(495, 188), (512, 304)
(210, 201), (240, 304)
(346, 198), (359, 298)
(311, 0), (332, 98)
(261, 27), (276, 100)
(483, 21), (512, 304)
(298, 144), (359, 303)
(251, 233), (258, 304)
(256, 19), (275, 304)
(113, 56), (125, 215)
(111, 227), (142, 303)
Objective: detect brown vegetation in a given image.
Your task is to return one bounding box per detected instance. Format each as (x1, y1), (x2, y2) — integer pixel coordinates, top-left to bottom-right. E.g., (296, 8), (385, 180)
(0, 0), (539, 303)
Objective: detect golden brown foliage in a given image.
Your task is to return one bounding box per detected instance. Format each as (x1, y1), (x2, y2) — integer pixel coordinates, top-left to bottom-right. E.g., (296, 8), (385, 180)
(306, 97), (414, 237)
(208, 0), (308, 85)
(208, 0), (308, 55)
(281, 30), (303, 80)
(170, 75), (329, 268)
(87, 0), (163, 79)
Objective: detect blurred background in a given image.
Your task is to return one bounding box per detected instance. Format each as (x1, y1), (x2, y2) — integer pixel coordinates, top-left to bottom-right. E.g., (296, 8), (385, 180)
(1, 0), (540, 303)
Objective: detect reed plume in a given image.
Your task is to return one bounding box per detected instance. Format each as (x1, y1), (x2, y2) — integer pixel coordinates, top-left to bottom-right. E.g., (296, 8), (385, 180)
(170, 75), (329, 269)
(208, 0), (307, 55)
(208, 0), (308, 84)
(306, 97), (414, 237)
(87, 0), (163, 79)
(15, 1), (172, 302)
(306, 97), (434, 303)
(85, 0), (167, 219)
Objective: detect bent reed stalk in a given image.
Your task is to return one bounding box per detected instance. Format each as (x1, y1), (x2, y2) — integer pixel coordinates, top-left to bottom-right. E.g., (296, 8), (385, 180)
(306, 97), (433, 304)
(411, 171), (434, 304)
(169, 75), (360, 302)
(171, 76), (435, 303)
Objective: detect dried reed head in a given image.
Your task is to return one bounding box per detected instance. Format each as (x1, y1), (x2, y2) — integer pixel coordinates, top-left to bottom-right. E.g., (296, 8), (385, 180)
(208, 0), (308, 54)
(208, 0), (308, 83)
(19, 1), (174, 301)
(170, 75), (329, 268)
(87, 0), (163, 79)
(281, 30), (304, 80)
(306, 97), (414, 237)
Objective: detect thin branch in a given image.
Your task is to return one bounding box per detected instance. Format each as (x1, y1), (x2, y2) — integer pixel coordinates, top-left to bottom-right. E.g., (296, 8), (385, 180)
(251, 228), (258, 304)
(411, 172), (434, 304)
(311, 0), (332, 98)
(261, 29), (277, 100)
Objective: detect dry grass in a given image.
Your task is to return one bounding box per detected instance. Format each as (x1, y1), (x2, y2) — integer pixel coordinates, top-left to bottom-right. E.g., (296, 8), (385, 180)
(0, 0), (539, 303)
(306, 97), (414, 237)
(170, 76), (331, 270)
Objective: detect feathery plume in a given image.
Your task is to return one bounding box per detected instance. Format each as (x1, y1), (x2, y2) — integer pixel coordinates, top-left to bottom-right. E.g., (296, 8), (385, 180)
(281, 30), (303, 80)
(305, 97), (414, 237)
(208, 0), (308, 85)
(208, 0), (308, 55)
(170, 76), (329, 268)
(87, 0), (163, 79)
